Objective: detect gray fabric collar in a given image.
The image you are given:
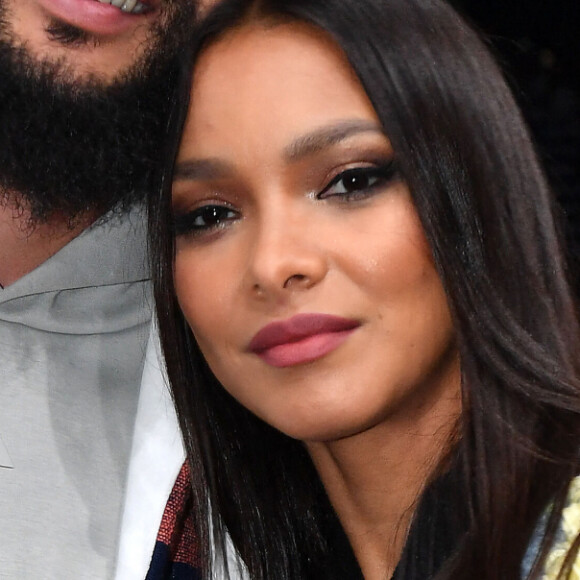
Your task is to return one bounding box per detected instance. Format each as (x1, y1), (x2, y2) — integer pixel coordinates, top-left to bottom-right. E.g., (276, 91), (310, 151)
(0, 204), (152, 334)
(0, 204), (149, 303)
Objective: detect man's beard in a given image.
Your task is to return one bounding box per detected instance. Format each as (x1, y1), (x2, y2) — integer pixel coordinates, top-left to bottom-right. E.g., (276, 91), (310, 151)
(0, 2), (194, 226)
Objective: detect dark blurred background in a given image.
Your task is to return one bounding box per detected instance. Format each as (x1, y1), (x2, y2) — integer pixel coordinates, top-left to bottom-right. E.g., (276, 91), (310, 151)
(451, 0), (580, 278)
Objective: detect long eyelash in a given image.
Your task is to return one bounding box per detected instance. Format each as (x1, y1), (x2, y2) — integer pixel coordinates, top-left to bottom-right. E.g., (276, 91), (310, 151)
(379, 159), (398, 179)
(364, 159), (398, 184)
(172, 215), (189, 237)
(359, 159), (398, 183)
(320, 159), (400, 199)
(172, 206), (237, 238)
(172, 212), (201, 237)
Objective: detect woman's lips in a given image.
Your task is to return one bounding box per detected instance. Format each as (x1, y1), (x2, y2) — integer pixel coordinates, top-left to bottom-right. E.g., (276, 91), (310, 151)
(248, 314), (360, 368)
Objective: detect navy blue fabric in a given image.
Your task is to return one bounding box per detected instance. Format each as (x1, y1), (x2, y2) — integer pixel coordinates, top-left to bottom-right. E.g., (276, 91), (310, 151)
(146, 541), (202, 580)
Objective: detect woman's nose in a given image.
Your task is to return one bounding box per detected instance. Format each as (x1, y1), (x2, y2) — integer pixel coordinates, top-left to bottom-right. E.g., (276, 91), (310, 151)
(246, 210), (328, 298)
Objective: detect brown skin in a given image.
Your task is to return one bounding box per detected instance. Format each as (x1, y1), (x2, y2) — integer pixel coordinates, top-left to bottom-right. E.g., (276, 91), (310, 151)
(3, 0), (168, 80)
(0, 0), (163, 286)
(0, 201), (98, 287)
(0, 0), (217, 287)
(307, 375), (460, 579)
(173, 22), (462, 579)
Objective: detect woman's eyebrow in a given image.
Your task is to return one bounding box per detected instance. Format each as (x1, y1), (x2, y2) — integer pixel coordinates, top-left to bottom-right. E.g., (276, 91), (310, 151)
(173, 120), (385, 180)
(283, 119), (384, 162)
(173, 158), (234, 181)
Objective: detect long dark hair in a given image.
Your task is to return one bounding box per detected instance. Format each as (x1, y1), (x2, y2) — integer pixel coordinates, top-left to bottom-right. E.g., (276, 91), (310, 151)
(150, 0), (580, 578)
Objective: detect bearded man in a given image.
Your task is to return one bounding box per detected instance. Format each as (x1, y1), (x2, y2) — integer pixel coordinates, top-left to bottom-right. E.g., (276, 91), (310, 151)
(0, 0), (199, 577)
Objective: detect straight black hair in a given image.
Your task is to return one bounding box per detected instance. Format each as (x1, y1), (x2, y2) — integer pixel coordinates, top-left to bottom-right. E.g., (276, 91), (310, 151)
(150, 0), (580, 578)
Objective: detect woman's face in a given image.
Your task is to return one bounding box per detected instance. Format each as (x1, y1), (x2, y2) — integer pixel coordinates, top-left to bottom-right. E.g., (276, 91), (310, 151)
(173, 22), (460, 442)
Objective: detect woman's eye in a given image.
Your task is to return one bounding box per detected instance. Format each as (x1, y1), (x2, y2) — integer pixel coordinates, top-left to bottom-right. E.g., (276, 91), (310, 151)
(173, 204), (239, 237)
(318, 162), (398, 201)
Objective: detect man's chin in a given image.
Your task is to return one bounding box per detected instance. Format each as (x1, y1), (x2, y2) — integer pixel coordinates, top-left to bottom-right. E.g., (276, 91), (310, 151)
(0, 0), (192, 224)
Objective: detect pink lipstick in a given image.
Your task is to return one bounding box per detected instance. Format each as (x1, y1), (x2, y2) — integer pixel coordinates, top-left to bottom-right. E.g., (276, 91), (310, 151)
(249, 313), (360, 368)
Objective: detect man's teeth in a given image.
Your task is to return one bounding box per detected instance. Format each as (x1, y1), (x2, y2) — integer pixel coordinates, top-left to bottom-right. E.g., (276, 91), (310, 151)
(97, 0), (148, 14)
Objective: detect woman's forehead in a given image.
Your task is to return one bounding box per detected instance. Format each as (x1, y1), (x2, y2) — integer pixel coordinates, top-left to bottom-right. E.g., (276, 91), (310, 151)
(183, 21), (380, 157)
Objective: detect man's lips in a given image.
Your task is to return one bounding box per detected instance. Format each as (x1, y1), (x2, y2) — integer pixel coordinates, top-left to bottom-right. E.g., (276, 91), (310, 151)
(38, 0), (155, 37)
(248, 314), (360, 368)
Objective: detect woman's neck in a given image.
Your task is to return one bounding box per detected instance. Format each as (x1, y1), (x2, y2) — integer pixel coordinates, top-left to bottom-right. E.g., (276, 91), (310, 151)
(306, 371), (461, 580)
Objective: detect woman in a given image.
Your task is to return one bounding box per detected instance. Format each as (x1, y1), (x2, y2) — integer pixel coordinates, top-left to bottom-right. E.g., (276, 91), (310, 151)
(149, 0), (580, 578)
